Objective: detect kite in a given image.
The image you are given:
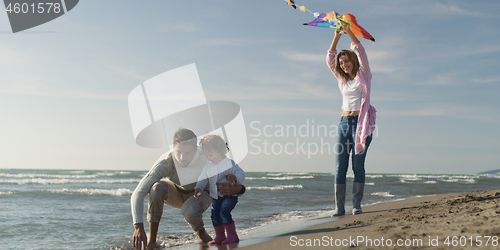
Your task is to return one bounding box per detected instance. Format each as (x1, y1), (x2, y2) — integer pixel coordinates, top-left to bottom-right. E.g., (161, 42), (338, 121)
(285, 1), (375, 42)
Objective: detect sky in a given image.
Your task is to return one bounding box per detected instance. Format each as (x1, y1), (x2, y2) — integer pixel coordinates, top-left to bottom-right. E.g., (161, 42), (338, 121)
(0, 0), (499, 174)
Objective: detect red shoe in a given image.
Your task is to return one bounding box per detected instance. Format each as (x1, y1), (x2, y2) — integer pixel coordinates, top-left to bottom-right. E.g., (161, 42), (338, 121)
(208, 225), (226, 246)
(221, 222), (239, 244)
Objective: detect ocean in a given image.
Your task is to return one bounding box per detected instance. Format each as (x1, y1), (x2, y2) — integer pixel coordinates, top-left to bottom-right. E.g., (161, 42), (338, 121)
(0, 169), (498, 249)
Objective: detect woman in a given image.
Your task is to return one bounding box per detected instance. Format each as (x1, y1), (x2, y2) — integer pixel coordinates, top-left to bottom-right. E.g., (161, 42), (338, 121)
(326, 21), (376, 216)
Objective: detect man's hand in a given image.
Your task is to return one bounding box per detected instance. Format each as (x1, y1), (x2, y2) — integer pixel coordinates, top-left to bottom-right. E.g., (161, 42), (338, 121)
(133, 223), (148, 250)
(225, 174), (237, 182)
(217, 183), (242, 196)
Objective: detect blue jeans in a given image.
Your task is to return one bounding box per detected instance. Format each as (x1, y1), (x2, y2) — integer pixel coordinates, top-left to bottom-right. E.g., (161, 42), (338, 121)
(335, 115), (372, 184)
(211, 196), (238, 226)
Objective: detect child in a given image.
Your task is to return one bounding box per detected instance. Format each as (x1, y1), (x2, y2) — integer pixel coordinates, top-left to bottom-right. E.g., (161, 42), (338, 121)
(194, 134), (245, 245)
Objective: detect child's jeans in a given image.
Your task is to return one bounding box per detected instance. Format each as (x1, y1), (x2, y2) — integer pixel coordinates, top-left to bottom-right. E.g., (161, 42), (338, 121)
(211, 195), (238, 226)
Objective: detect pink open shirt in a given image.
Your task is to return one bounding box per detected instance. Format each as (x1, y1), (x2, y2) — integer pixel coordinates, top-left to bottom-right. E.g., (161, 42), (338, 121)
(327, 42), (377, 155)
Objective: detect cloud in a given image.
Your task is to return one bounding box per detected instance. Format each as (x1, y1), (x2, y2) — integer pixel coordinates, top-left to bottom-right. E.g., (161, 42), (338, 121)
(415, 72), (463, 86)
(432, 2), (487, 18)
(0, 44), (36, 66)
(281, 43), (406, 74)
(371, 91), (419, 102)
(472, 76), (500, 84)
(369, 50), (401, 74)
(281, 52), (324, 63)
(364, 35), (410, 74)
(383, 104), (498, 122)
(243, 105), (339, 116)
(202, 38), (278, 47)
(420, 44), (500, 60)
(172, 22), (197, 32)
(0, 86), (126, 100)
(364, 1), (488, 19)
(107, 65), (149, 82)
(204, 82), (337, 102)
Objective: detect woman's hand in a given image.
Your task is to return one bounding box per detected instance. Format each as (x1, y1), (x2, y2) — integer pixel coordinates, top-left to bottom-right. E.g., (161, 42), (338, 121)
(335, 26), (343, 37)
(339, 20), (352, 34)
(339, 19), (359, 45)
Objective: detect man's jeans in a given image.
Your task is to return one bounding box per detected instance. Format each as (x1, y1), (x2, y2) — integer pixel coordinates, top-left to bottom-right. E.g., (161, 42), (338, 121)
(148, 179), (212, 232)
(335, 115), (372, 184)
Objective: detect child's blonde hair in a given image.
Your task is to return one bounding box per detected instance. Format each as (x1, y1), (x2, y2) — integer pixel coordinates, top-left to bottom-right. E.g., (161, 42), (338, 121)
(199, 134), (230, 155)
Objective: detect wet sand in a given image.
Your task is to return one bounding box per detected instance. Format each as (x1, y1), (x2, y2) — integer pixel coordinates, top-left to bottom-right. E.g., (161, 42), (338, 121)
(238, 188), (500, 250)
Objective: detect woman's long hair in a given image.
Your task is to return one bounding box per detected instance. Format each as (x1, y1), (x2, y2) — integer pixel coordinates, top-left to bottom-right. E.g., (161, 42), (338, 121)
(335, 50), (360, 81)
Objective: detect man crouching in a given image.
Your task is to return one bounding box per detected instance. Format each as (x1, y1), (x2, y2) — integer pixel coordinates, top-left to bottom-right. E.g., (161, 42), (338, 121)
(131, 128), (244, 249)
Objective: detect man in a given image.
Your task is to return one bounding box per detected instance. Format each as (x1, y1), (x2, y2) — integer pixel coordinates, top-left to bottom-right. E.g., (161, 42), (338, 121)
(131, 128), (244, 250)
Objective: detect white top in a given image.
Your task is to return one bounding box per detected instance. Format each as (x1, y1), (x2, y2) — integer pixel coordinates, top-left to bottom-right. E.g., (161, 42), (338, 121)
(195, 157), (245, 199)
(341, 79), (362, 111)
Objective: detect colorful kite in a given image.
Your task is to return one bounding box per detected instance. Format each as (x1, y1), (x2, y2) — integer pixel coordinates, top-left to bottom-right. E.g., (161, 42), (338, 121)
(285, 1), (375, 42)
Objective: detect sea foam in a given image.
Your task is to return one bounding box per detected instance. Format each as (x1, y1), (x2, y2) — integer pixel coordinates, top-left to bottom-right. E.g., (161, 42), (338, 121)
(0, 178), (140, 185)
(247, 185), (303, 190)
(371, 192), (395, 197)
(40, 188), (133, 196)
(246, 176), (314, 181)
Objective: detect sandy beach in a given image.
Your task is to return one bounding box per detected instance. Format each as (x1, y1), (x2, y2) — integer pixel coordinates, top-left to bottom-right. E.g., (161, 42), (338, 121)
(239, 188), (500, 250)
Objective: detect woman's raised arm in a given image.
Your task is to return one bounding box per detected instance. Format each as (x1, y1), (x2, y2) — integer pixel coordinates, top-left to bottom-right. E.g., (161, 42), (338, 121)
(328, 28), (343, 52)
(341, 20), (360, 45)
